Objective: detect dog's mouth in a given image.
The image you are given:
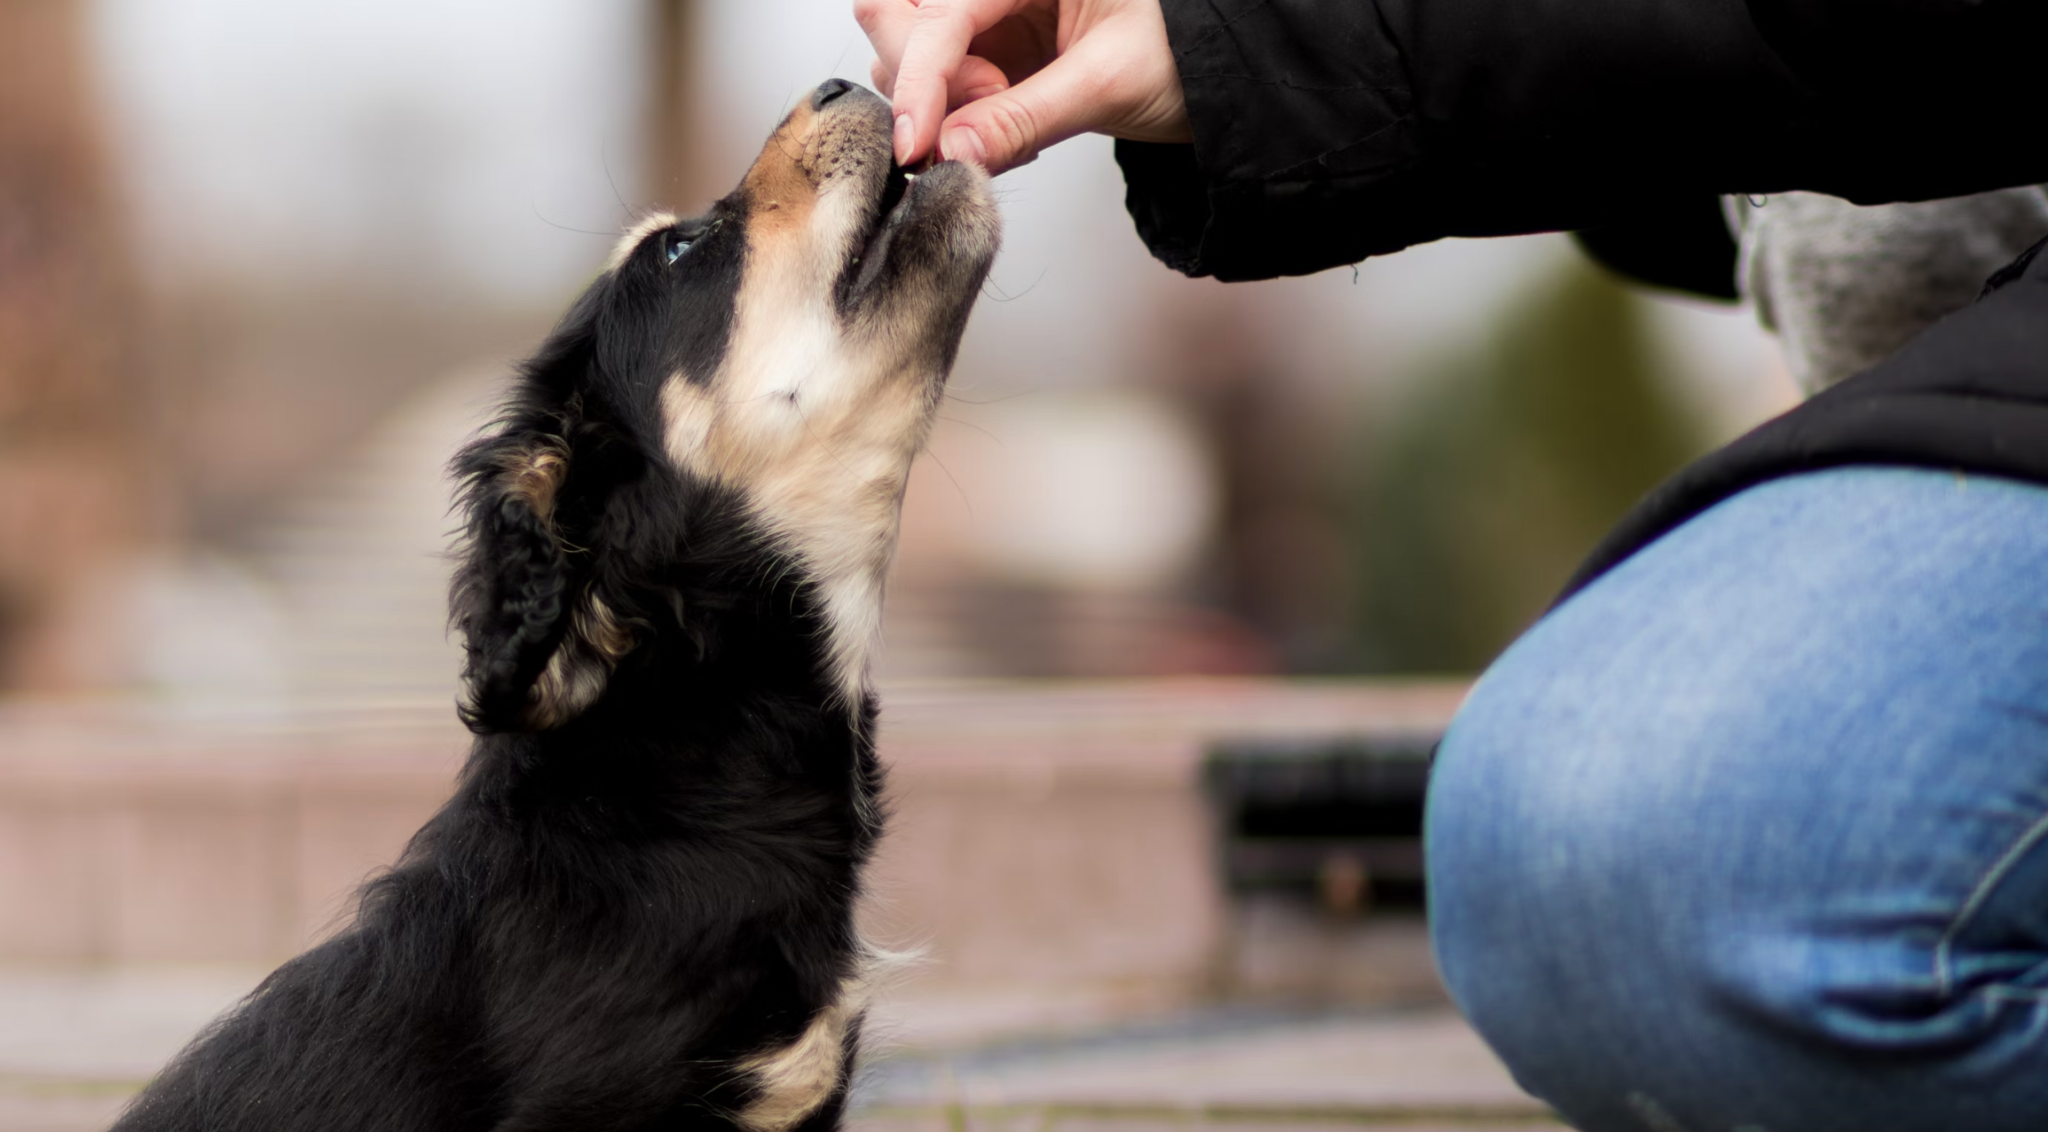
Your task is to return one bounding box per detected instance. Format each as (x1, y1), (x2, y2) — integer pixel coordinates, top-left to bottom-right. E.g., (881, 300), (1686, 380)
(877, 163), (914, 230)
(853, 162), (918, 268)
(841, 158), (958, 307)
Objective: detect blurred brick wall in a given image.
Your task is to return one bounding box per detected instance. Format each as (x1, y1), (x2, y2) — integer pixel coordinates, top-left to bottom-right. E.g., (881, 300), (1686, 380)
(0, 682), (1463, 1002)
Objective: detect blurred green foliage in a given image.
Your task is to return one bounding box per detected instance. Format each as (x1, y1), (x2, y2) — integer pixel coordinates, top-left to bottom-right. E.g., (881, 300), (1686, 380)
(1347, 257), (1708, 674)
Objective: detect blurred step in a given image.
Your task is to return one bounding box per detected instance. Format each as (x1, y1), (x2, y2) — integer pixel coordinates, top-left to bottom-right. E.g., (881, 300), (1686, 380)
(0, 974), (1548, 1132)
(242, 365), (506, 705)
(856, 1008), (1542, 1120)
(854, 1117), (1560, 1132)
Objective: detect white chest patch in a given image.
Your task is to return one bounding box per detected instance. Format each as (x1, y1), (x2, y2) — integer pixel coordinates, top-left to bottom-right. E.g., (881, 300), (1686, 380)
(661, 229), (936, 708)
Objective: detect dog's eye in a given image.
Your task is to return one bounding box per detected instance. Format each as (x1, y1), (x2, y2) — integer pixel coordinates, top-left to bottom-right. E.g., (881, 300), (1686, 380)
(664, 233), (692, 266)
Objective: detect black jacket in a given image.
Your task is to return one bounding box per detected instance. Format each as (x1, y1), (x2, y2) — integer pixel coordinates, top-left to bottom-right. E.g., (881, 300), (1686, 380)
(1117, 0), (2048, 599)
(1118, 0), (2048, 285)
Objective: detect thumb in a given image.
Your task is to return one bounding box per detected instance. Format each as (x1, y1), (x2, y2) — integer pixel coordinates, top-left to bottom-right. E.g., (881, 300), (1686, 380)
(937, 45), (1110, 174)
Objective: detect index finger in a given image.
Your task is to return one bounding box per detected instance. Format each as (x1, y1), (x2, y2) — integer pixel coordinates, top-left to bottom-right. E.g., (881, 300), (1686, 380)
(855, 0), (919, 90)
(889, 0), (1022, 164)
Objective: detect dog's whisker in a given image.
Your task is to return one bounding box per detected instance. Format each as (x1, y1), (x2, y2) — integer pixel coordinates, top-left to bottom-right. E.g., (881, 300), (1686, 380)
(599, 137), (637, 221)
(918, 447), (975, 518)
(933, 413), (1005, 447)
(528, 200), (617, 238)
(980, 268), (1045, 302)
(940, 387), (1032, 407)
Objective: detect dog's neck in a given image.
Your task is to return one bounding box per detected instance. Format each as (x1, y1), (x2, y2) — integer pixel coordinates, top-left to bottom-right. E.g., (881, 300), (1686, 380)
(533, 482), (886, 763)
(658, 324), (932, 711)
(474, 591), (883, 844)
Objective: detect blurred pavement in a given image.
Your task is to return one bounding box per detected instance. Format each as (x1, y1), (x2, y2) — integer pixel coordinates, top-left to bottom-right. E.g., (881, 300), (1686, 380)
(0, 967), (1554, 1131)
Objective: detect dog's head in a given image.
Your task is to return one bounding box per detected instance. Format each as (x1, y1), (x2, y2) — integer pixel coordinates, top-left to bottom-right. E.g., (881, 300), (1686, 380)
(453, 80), (998, 732)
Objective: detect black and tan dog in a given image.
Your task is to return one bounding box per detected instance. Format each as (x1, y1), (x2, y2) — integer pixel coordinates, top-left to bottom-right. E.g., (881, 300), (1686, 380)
(112, 78), (998, 1132)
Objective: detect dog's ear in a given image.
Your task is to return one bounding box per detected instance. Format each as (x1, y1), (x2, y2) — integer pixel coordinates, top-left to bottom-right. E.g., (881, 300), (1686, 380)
(451, 327), (637, 732)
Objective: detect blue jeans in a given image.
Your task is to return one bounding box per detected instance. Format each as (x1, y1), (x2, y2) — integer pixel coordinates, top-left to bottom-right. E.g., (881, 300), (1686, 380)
(1427, 467), (2048, 1132)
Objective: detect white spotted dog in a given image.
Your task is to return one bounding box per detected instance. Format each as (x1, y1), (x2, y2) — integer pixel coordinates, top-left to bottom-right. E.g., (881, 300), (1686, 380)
(112, 78), (997, 1132)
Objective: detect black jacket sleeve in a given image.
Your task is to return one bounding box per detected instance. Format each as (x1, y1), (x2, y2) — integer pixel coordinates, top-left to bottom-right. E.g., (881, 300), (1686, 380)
(1119, 0), (2048, 281)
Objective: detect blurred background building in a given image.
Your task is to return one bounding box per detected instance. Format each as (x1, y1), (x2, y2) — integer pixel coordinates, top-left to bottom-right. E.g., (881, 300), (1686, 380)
(0, 0), (1795, 703)
(0, 1), (1802, 1128)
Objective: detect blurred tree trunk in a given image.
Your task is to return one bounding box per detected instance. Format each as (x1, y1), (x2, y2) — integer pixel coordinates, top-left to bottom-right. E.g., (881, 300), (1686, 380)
(1348, 258), (1707, 674)
(646, 0), (710, 211)
(0, 0), (151, 688)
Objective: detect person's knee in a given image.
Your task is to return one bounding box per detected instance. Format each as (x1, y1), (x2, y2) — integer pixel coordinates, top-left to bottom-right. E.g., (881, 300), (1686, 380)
(1424, 674), (1701, 1041)
(1428, 669), (2048, 1122)
(1421, 617), (1847, 1070)
(1422, 471), (2048, 1126)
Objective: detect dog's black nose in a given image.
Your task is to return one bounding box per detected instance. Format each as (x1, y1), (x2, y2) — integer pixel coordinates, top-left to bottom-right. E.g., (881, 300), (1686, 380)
(812, 78), (857, 109)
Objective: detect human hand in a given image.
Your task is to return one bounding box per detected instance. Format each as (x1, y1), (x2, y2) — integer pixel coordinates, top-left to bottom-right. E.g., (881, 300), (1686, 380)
(856, 0), (1191, 175)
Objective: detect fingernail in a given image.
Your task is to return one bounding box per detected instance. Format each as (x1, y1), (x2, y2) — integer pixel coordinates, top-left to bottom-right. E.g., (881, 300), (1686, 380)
(940, 127), (986, 167)
(893, 114), (915, 165)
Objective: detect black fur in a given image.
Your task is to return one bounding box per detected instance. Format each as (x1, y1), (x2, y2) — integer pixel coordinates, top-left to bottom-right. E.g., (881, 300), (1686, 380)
(112, 162), (885, 1132)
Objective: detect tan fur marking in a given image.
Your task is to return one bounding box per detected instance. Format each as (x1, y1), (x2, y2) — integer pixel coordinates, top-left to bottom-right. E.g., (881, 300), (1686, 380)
(735, 987), (861, 1132)
(734, 944), (915, 1132)
(743, 104), (823, 241)
(501, 454), (567, 522)
(525, 593), (634, 729)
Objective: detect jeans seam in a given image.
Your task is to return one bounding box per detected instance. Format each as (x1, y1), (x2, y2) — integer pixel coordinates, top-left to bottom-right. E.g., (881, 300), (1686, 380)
(1935, 804), (2048, 998)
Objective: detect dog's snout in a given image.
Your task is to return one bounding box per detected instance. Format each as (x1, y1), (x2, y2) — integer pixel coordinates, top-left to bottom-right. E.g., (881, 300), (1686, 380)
(811, 78), (857, 110)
